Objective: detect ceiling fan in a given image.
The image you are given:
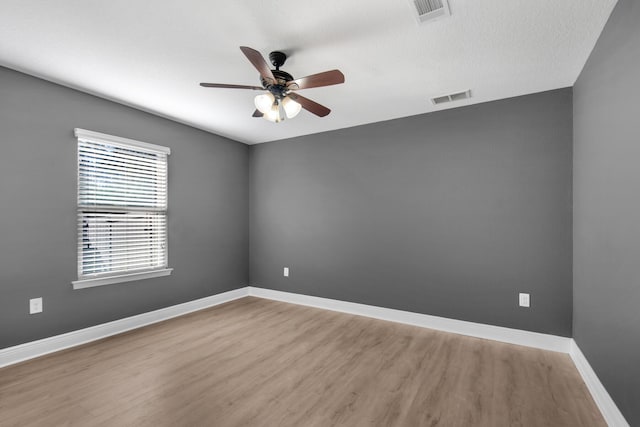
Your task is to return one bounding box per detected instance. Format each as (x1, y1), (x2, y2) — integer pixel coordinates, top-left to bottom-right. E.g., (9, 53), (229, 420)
(200, 46), (345, 123)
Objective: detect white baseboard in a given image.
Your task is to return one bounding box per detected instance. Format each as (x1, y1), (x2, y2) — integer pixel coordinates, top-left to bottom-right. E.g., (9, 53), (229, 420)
(570, 340), (629, 427)
(247, 287), (571, 353)
(0, 287), (249, 369)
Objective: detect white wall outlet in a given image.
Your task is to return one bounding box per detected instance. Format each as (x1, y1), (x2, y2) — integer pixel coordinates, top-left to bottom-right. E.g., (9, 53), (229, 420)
(29, 297), (43, 314)
(519, 293), (530, 308)
(283, 267), (289, 277)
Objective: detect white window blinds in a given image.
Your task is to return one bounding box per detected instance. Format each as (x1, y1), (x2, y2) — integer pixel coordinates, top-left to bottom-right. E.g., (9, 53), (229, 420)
(75, 129), (170, 284)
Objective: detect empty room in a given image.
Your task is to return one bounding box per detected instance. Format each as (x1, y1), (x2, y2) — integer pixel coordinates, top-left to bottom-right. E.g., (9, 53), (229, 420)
(0, 0), (637, 426)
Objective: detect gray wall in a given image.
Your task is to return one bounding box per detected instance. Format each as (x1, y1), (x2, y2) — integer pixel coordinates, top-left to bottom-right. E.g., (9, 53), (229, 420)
(250, 89), (573, 336)
(573, 0), (640, 424)
(0, 67), (249, 349)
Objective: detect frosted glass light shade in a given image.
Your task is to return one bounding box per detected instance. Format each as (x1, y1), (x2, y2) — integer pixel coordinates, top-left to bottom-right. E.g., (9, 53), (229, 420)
(282, 96), (302, 119)
(262, 102), (284, 123)
(254, 93), (275, 114)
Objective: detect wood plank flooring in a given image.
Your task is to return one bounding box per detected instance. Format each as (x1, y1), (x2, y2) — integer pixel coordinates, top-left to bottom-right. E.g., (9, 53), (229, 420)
(0, 297), (605, 426)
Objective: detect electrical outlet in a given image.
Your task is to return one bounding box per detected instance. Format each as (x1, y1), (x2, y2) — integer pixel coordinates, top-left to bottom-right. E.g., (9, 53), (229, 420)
(283, 267), (289, 277)
(519, 293), (530, 308)
(29, 297), (43, 314)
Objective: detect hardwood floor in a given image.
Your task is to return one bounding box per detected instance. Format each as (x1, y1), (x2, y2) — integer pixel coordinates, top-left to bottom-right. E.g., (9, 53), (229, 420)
(0, 297), (605, 426)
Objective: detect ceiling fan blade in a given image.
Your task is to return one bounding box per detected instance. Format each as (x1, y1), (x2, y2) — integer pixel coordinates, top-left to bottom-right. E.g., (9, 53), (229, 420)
(287, 70), (345, 90)
(252, 109), (263, 118)
(240, 46), (276, 83)
(200, 83), (264, 90)
(288, 93), (331, 117)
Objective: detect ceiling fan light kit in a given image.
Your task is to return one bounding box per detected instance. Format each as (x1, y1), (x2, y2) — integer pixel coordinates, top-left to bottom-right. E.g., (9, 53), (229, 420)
(254, 92), (301, 122)
(200, 46), (345, 123)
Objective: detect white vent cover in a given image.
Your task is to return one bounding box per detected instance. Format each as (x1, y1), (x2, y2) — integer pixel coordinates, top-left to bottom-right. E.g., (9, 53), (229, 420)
(413, 0), (451, 23)
(431, 90), (471, 105)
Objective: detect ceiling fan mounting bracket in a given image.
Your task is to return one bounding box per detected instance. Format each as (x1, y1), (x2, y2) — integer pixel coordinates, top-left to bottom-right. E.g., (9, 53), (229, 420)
(269, 51), (287, 69)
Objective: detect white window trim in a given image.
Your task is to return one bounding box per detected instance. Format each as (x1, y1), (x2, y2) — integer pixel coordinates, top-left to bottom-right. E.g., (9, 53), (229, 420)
(74, 128), (171, 155)
(73, 128), (171, 290)
(72, 268), (173, 290)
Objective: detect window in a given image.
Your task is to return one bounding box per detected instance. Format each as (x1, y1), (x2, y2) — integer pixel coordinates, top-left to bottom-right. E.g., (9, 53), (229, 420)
(72, 129), (172, 289)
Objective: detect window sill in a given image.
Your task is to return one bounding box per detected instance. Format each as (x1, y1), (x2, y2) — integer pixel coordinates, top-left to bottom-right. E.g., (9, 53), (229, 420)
(72, 268), (173, 290)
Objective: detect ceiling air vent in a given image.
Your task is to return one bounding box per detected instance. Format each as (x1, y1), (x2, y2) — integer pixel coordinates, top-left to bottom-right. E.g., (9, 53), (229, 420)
(431, 90), (471, 105)
(413, 0), (451, 23)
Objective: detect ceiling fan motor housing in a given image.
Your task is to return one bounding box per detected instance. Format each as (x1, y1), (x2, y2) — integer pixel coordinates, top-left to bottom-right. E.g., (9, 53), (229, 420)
(262, 69), (294, 99)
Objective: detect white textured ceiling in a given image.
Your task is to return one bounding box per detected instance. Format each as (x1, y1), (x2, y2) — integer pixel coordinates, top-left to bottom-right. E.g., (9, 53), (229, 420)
(0, 0), (617, 144)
